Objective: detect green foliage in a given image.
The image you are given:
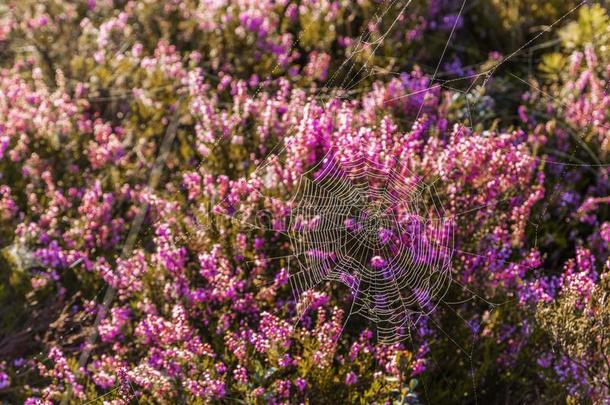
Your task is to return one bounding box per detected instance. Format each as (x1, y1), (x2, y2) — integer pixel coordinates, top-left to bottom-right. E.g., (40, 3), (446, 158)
(559, 4), (610, 61)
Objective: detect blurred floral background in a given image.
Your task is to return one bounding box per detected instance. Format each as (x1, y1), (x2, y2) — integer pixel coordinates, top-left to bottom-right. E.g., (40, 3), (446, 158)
(0, 0), (609, 403)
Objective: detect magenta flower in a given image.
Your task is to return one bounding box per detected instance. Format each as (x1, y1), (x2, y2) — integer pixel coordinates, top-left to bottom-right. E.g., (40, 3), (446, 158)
(345, 371), (358, 386)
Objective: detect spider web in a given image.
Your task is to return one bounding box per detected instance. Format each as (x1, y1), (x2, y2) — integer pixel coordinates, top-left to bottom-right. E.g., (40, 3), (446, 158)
(287, 149), (454, 344)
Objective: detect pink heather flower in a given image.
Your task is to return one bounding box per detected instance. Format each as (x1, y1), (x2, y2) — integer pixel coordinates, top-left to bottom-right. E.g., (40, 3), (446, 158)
(43, 347), (85, 399)
(254, 237), (265, 250)
(215, 362), (227, 374)
(117, 367), (134, 402)
(0, 371), (9, 389)
(183, 171), (202, 200)
(132, 43), (143, 58)
(154, 224), (187, 275)
(295, 377), (307, 392)
(248, 74), (259, 88)
(518, 105), (529, 123)
(0, 185), (18, 220)
(35, 240), (68, 268)
(256, 312), (294, 351)
(378, 228), (392, 244)
(345, 371), (358, 386)
(233, 365), (248, 385)
(185, 375), (225, 399)
(278, 354), (293, 367)
(411, 358), (426, 376)
(489, 51), (503, 61)
(600, 222), (610, 243)
(370, 255), (386, 269)
(93, 50), (105, 64)
(560, 248), (598, 309)
(187, 51), (201, 65)
(584, 45), (597, 68)
(299, 291), (329, 311)
(24, 398), (51, 405)
(98, 250), (147, 299)
(274, 267), (289, 286)
(440, 14), (463, 31)
(91, 360), (117, 389)
(304, 51), (331, 81)
(98, 306), (131, 342)
(537, 353), (553, 369)
(276, 379), (291, 398)
(0, 134), (9, 160)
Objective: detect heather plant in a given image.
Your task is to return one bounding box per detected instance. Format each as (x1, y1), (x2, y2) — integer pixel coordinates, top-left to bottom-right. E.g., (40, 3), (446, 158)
(1, 0), (466, 91)
(0, 1), (609, 404)
(536, 249), (610, 402)
(509, 6), (610, 403)
(535, 5), (610, 154)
